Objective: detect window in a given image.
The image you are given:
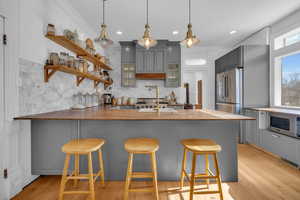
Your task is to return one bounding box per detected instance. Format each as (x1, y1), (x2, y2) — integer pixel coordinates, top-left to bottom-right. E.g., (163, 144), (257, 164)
(281, 52), (300, 107)
(274, 27), (300, 50)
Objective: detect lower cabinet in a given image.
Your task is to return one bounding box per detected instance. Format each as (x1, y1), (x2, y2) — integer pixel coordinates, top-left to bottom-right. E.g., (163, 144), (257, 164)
(261, 130), (299, 165)
(244, 110), (260, 146)
(244, 109), (300, 167)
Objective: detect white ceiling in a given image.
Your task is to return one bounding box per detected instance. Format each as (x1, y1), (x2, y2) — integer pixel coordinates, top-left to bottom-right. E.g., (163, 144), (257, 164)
(68, 0), (300, 47)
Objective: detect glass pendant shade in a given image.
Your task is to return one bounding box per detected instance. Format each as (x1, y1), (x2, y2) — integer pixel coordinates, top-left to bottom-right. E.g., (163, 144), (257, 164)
(138, 24), (157, 49)
(95, 24), (114, 48)
(138, 0), (157, 50)
(181, 0), (200, 48)
(181, 23), (200, 48)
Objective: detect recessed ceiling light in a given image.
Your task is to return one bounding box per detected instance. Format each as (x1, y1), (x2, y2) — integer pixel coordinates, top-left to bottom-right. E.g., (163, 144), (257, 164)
(172, 30), (179, 35)
(230, 30), (237, 35)
(116, 31), (123, 35)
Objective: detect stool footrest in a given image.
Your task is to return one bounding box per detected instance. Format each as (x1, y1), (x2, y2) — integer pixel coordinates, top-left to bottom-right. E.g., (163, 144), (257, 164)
(194, 190), (221, 195)
(131, 172), (153, 179)
(63, 191), (91, 195)
(183, 170), (217, 181)
(129, 187), (154, 193)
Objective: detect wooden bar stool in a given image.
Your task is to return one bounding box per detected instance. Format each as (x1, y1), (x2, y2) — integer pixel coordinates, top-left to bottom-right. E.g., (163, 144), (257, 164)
(123, 138), (160, 200)
(180, 138), (224, 200)
(59, 138), (105, 200)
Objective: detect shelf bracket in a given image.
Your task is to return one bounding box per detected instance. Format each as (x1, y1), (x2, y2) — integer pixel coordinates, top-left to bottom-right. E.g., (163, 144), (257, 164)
(94, 80), (100, 88)
(76, 76), (85, 86)
(44, 67), (57, 82)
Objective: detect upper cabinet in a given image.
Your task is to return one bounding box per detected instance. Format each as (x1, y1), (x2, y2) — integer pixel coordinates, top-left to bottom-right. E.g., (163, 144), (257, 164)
(136, 41), (167, 73)
(215, 46), (243, 73)
(120, 42), (136, 87)
(120, 40), (181, 88)
(121, 42), (136, 64)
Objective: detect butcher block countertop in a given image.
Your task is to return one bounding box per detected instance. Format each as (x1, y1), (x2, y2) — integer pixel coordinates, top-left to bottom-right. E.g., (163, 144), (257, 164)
(14, 107), (254, 121)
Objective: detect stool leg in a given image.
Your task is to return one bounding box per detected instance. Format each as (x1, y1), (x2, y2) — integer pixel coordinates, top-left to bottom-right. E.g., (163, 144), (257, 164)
(59, 153), (71, 200)
(180, 148), (188, 189)
(213, 153), (224, 200)
(74, 154), (79, 187)
(98, 149), (105, 187)
(205, 154), (210, 189)
(151, 152), (159, 200)
(88, 153), (95, 200)
(189, 153), (197, 200)
(124, 153), (133, 200)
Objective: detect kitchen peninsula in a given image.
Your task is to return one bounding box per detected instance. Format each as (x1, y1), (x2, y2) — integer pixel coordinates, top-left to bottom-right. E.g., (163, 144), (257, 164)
(15, 107), (254, 182)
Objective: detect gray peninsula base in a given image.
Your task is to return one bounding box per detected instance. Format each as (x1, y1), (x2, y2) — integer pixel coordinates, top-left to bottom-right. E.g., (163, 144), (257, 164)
(32, 120), (239, 182)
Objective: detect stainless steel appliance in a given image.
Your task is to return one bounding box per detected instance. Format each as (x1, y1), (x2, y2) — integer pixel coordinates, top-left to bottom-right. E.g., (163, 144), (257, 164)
(269, 113), (300, 138)
(215, 45), (269, 114)
(216, 68), (242, 113)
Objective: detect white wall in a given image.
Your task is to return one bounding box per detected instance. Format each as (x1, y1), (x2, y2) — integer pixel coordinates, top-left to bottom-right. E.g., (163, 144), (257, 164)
(181, 46), (229, 108)
(0, 0), (102, 199)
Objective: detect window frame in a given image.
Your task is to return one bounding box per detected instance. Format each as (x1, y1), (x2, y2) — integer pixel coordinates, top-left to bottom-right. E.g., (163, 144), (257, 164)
(271, 26), (300, 110)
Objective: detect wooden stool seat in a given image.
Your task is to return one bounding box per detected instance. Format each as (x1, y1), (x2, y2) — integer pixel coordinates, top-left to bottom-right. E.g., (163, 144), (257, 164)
(124, 138), (159, 153)
(181, 138), (221, 153)
(62, 138), (105, 154)
(59, 138), (105, 200)
(180, 139), (224, 200)
(124, 138), (160, 200)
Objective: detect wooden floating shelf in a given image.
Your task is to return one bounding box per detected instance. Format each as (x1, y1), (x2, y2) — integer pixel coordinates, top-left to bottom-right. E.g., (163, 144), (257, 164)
(135, 73), (166, 80)
(45, 34), (112, 71)
(44, 65), (111, 88)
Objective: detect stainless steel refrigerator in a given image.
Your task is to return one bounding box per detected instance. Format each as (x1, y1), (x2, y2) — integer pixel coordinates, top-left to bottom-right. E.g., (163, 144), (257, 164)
(215, 45), (269, 114)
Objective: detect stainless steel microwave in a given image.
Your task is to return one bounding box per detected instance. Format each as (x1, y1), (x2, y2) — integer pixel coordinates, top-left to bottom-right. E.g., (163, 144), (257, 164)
(269, 113), (300, 138)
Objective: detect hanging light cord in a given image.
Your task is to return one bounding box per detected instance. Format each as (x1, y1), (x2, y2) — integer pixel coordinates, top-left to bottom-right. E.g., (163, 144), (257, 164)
(189, 0), (191, 24)
(102, 0), (105, 25)
(146, 0), (149, 25)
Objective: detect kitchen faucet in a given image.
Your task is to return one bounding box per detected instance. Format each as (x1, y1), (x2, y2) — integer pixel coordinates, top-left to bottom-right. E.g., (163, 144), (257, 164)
(145, 85), (160, 112)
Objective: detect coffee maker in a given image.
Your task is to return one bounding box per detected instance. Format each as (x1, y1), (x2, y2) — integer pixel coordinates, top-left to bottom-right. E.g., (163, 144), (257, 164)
(102, 93), (112, 105)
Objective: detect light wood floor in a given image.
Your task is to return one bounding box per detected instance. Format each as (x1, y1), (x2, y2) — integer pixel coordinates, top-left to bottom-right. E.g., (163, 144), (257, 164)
(12, 144), (300, 200)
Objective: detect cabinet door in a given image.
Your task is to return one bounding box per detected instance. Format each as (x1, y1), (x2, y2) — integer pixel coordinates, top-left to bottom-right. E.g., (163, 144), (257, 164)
(280, 135), (298, 164)
(167, 45), (181, 63)
(261, 130), (281, 155)
(245, 110), (259, 145)
(121, 46), (135, 63)
(154, 50), (164, 73)
(136, 50), (144, 73)
(297, 143), (300, 166)
(260, 130), (298, 164)
(122, 64), (136, 87)
(144, 51), (155, 73)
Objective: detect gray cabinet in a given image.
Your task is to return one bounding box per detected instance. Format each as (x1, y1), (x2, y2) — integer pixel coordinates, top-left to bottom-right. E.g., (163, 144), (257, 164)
(136, 48), (165, 73)
(298, 143), (300, 166)
(244, 110), (260, 146)
(154, 50), (164, 73)
(120, 42), (136, 87)
(165, 42), (181, 88)
(215, 46), (242, 73)
(120, 40), (181, 87)
(122, 64), (136, 87)
(261, 130), (299, 165)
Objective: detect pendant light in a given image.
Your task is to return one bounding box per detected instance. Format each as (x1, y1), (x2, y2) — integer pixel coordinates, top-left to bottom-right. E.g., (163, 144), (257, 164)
(95, 0), (113, 48)
(181, 0), (200, 48)
(138, 0), (157, 50)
